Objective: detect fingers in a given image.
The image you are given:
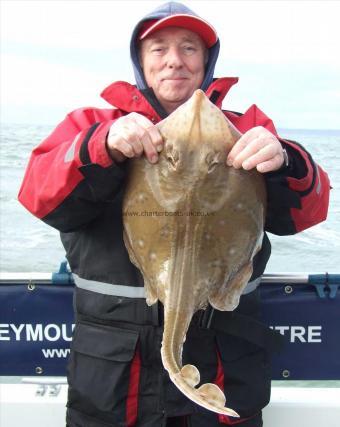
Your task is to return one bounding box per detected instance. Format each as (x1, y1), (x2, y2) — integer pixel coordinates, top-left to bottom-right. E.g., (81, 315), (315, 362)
(229, 136), (267, 169)
(107, 113), (164, 163)
(132, 113), (164, 153)
(130, 117), (160, 164)
(227, 126), (284, 173)
(108, 130), (138, 159)
(238, 143), (277, 170)
(227, 127), (258, 165)
(256, 154), (284, 173)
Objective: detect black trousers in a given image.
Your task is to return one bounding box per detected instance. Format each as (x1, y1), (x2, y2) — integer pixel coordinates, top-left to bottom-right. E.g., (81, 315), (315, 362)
(166, 412), (263, 426)
(67, 412), (262, 426)
(66, 290), (271, 427)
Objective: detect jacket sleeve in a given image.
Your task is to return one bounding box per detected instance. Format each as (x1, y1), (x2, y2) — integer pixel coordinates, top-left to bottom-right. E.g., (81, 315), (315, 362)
(18, 107), (126, 232)
(228, 105), (331, 236)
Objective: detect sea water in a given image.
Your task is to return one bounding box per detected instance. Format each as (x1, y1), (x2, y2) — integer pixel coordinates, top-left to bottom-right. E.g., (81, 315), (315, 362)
(0, 123), (339, 273)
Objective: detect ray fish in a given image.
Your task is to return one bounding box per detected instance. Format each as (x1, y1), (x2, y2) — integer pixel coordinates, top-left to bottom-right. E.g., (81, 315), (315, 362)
(123, 90), (266, 417)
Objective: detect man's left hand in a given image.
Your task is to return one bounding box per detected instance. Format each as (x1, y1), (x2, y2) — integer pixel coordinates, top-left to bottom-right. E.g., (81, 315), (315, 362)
(226, 126), (285, 173)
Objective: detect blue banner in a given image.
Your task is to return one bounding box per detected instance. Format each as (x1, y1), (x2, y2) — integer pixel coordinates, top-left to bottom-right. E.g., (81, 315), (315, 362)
(259, 281), (340, 380)
(0, 282), (74, 376)
(0, 277), (339, 379)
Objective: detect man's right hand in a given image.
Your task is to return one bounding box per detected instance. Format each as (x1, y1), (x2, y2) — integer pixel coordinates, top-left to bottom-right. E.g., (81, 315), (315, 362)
(106, 113), (163, 163)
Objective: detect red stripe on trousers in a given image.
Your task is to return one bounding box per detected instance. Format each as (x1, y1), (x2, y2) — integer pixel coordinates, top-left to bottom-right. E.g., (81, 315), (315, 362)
(126, 346), (141, 427)
(214, 349), (255, 425)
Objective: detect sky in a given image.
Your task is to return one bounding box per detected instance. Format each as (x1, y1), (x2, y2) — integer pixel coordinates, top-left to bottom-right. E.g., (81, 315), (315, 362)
(1, 0), (340, 129)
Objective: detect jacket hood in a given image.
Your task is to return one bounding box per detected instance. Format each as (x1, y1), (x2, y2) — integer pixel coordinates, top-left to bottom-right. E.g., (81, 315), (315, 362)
(130, 1), (220, 94)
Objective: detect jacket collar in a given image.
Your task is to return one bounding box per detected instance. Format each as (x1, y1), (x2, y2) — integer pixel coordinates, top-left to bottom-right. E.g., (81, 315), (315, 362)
(100, 77), (239, 120)
(205, 77), (239, 108)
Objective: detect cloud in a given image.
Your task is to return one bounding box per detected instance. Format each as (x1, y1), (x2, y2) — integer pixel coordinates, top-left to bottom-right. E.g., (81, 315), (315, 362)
(211, 1), (340, 66)
(2, 1), (340, 65)
(1, 0), (340, 128)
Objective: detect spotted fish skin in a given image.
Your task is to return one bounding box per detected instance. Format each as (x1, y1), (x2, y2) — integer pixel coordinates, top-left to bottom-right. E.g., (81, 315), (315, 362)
(123, 90), (266, 417)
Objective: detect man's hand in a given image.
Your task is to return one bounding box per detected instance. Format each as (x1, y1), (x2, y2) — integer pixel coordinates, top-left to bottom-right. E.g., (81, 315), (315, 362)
(106, 113), (163, 163)
(226, 126), (285, 173)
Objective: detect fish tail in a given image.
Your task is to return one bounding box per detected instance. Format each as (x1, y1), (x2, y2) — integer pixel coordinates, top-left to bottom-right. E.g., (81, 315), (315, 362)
(161, 308), (239, 418)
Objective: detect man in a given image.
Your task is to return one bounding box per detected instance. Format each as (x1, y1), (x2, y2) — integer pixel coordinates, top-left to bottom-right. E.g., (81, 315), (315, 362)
(18, 2), (330, 426)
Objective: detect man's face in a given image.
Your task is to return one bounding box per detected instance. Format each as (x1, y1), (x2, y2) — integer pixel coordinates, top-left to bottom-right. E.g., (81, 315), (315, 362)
(140, 27), (207, 114)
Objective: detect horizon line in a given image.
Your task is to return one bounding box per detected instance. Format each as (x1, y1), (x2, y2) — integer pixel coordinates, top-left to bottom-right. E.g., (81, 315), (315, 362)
(1, 121), (340, 133)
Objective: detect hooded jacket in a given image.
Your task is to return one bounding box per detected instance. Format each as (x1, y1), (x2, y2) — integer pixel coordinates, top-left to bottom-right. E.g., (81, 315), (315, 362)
(130, 1), (220, 118)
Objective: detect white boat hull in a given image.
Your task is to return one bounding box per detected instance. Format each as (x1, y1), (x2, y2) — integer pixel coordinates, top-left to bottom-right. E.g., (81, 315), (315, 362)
(1, 380), (339, 427)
